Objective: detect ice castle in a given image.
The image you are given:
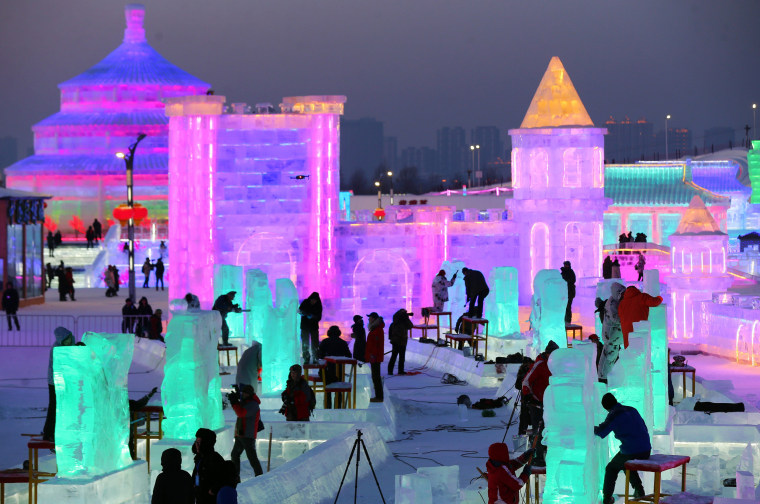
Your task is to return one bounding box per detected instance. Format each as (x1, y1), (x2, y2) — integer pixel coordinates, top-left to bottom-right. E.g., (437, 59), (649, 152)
(4, 4), (210, 234)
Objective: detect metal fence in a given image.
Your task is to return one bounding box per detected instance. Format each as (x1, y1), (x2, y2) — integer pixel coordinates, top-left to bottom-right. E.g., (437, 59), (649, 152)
(0, 314), (153, 347)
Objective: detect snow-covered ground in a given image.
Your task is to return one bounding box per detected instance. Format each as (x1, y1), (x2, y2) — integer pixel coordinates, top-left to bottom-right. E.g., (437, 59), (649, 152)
(2, 288), (760, 502)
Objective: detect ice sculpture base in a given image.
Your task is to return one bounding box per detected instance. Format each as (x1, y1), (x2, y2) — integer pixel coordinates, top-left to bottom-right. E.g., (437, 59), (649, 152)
(404, 339), (510, 387)
(149, 425), (234, 487)
(38, 461), (149, 504)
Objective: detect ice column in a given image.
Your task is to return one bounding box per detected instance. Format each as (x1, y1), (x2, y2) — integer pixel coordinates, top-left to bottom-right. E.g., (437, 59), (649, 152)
(608, 323), (654, 438)
(644, 270), (669, 432)
(484, 266), (520, 336)
(543, 345), (601, 503)
(440, 259), (466, 315)
(162, 310), (224, 440)
(214, 264), (245, 342)
(246, 269), (272, 347)
(268, 278), (299, 394)
(530, 269), (568, 352)
(54, 333), (134, 477)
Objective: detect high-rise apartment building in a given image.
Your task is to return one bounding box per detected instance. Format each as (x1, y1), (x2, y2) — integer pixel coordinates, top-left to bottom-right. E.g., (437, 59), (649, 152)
(339, 117), (384, 190)
(436, 126), (467, 179)
(604, 116), (653, 163)
(383, 136), (398, 174)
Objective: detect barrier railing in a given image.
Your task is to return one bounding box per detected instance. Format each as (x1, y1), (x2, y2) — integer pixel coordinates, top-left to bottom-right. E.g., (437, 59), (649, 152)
(0, 314), (153, 347)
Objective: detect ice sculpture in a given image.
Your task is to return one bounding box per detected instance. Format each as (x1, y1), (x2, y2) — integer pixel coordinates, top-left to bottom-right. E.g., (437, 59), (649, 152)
(440, 259), (466, 316)
(484, 266), (519, 335)
(748, 140), (760, 204)
(246, 269), (299, 394)
(529, 269), (568, 352)
(214, 264), (245, 341)
(607, 323), (654, 439)
(161, 310), (224, 440)
(54, 332), (134, 477)
(543, 345), (601, 503)
(644, 269), (669, 432)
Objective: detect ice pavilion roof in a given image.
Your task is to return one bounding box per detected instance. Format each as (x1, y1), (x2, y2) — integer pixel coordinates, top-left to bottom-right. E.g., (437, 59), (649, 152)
(519, 57), (594, 129)
(35, 111), (168, 128)
(688, 159), (750, 195)
(58, 5), (209, 90)
(673, 195), (726, 235)
(604, 162), (730, 207)
(4, 153), (167, 177)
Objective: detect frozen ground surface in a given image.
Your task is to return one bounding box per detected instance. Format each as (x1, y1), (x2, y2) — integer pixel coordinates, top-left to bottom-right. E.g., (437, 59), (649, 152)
(2, 288), (760, 502)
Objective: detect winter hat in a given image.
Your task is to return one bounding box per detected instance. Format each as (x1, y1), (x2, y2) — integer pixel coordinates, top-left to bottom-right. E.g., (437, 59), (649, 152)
(54, 326), (74, 345)
(160, 448), (182, 471)
(544, 340), (560, 355)
(438, 269), (446, 276)
(588, 334), (600, 343)
(601, 393), (618, 411)
(487, 442), (510, 464)
(195, 428), (217, 449)
(366, 312), (379, 319)
(240, 384), (255, 396)
(290, 364), (303, 375)
(352, 315), (363, 323)
(227, 291), (236, 297)
(327, 325), (341, 338)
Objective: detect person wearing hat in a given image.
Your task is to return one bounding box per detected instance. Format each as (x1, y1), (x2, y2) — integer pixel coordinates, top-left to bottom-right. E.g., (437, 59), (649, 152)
(151, 447), (194, 504)
(462, 267), (489, 318)
(42, 326), (75, 441)
(520, 340), (560, 466)
(318, 325), (352, 408)
(560, 261), (576, 324)
(595, 393), (651, 503)
(298, 292), (323, 364)
(432, 269), (457, 312)
(388, 308), (414, 375)
(213, 291), (243, 346)
(229, 384), (263, 478)
(281, 364), (316, 421)
(122, 297), (137, 333)
(350, 315), (366, 362)
(192, 428), (225, 503)
(365, 312), (385, 402)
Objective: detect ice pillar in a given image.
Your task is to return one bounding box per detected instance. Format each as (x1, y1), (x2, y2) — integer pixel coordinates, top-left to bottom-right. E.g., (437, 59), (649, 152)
(54, 333), (134, 477)
(268, 278), (299, 394)
(530, 269), (568, 352)
(608, 323), (654, 438)
(214, 264), (245, 342)
(161, 310), (224, 440)
(748, 140), (760, 203)
(246, 269), (272, 348)
(484, 266), (519, 335)
(440, 259), (466, 316)
(543, 345), (601, 503)
(644, 270), (669, 432)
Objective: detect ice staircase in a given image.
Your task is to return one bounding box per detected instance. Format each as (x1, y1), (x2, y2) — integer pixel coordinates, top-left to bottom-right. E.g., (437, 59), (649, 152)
(44, 243), (102, 286)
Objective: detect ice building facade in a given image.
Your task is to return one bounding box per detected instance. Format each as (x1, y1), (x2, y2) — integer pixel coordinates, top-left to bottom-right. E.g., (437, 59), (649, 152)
(4, 5), (210, 235)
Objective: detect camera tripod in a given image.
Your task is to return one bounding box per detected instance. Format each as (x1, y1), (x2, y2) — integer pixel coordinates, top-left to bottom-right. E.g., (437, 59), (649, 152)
(334, 429), (386, 504)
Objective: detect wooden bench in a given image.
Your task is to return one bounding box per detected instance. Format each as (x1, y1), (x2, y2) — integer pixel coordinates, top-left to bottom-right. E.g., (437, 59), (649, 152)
(429, 311), (452, 343)
(27, 439), (56, 504)
(462, 317), (489, 359)
(624, 454), (690, 504)
(131, 405), (164, 472)
(565, 323), (583, 347)
(0, 470), (28, 504)
(444, 333), (486, 359)
(303, 361), (327, 407)
(409, 324), (438, 341)
(217, 344), (239, 367)
(668, 365), (696, 399)
(323, 357), (357, 409)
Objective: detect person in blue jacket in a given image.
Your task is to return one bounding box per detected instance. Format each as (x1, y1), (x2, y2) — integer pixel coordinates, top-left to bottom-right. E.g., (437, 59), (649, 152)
(594, 393), (651, 504)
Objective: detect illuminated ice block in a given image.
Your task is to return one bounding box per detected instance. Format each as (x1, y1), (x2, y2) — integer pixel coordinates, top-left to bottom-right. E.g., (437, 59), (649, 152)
(246, 269), (272, 347)
(748, 140), (760, 204)
(214, 264), (245, 341)
(161, 310), (224, 440)
(543, 346), (601, 503)
(417, 466), (459, 503)
(529, 269), (568, 352)
(440, 259), (466, 315)
(395, 473), (432, 504)
(54, 332), (134, 478)
(608, 324), (654, 439)
(484, 266), (519, 335)
(269, 278), (299, 394)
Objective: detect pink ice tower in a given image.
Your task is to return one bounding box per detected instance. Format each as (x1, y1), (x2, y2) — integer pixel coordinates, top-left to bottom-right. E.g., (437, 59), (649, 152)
(509, 57), (610, 302)
(166, 96), (345, 308)
(4, 4), (210, 234)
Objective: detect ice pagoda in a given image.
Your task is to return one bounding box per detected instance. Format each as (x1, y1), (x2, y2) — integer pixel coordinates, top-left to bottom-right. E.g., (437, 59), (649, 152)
(4, 4), (210, 235)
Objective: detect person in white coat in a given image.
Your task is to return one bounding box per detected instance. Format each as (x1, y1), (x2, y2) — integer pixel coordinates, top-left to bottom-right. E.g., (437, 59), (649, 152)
(431, 269), (457, 312)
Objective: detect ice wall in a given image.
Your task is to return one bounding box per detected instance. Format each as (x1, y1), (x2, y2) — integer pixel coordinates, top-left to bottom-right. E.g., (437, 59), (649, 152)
(54, 332), (134, 478)
(644, 269), (669, 432)
(543, 345), (602, 503)
(442, 259), (466, 316)
(484, 266), (519, 335)
(161, 310), (224, 440)
(214, 264), (245, 341)
(748, 140), (760, 204)
(530, 269), (568, 352)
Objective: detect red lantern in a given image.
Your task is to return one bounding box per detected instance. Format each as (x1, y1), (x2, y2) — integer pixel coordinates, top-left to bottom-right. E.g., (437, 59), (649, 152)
(112, 204), (131, 226)
(132, 203), (148, 225)
(373, 207), (386, 220)
(140, 217), (152, 229)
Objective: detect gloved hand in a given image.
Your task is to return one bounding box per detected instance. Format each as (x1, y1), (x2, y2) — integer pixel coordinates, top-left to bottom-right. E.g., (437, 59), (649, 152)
(227, 391), (240, 406)
(523, 448), (535, 459)
(149, 387), (158, 397)
(520, 464), (533, 478)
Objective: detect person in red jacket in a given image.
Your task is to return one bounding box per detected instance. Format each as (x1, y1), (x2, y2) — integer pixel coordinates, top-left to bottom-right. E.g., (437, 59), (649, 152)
(486, 442), (534, 504)
(229, 384), (262, 478)
(365, 312), (385, 403)
(520, 340), (559, 466)
(618, 286), (663, 348)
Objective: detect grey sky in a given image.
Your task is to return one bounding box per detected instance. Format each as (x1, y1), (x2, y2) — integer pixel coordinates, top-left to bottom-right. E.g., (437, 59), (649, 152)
(1, 0), (759, 154)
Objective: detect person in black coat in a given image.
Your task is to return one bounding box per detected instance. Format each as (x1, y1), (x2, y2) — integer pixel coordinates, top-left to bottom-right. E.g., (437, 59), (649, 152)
(46, 263), (55, 288)
(151, 448), (193, 504)
(602, 256), (613, 280)
(46, 231), (55, 257)
(85, 226), (95, 249)
(154, 258), (165, 291)
(135, 296), (153, 337)
(213, 291), (242, 346)
(122, 298), (137, 333)
(54, 230), (62, 246)
(462, 268), (489, 318)
(350, 315), (366, 362)
(318, 325), (352, 408)
(560, 261), (576, 324)
(298, 292), (322, 364)
(388, 309), (414, 375)
(2, 281), (20, 331)
(191, 428), (226, 504)
(56, 263), (70, 301)
(92, 218), (102, 241)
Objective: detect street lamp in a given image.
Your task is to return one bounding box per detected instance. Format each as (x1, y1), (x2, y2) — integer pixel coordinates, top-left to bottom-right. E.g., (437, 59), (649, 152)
(753, 104), (757, 140)
(469, 145), (480, 186)
(387, 171), (394, 204)
(375, 181), (381, 208)
(116, 133), (147, 302)
(665, 115), (671, 160)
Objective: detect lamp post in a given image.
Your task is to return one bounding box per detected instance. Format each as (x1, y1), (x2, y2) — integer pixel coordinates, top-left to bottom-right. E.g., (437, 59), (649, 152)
(116, 133), (146, 302)
(387, 171), (394, 205)
(665, 115), (671, 160)
(375, 181), (381, 208)
(753, 104), (757, 140)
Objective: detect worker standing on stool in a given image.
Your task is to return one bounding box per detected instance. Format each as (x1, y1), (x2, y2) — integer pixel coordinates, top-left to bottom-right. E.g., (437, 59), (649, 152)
(595, 393), (651, 504)
(213, 291), (242, 346)
(298, 292), (323, 364)
(560, 261), (576, 324)
(432, 269), (456, 312)
(462, 267), (489, 318)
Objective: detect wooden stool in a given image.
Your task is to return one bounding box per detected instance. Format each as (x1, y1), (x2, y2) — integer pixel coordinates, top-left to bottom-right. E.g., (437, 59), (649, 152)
(27, 439), (56, 504)
(409, 324), (438, 341)
(0, 470), (28, 504)
(217, 345), (239, 367)
(303, 361), (327, 408)
(524, 465), (545, 504)
(624, 454), (690, 504)
(668, 365), (696, 399)
(132, 405), (164, 472)
(565, 323), (582, 347)
(462, 317), (489, 359)
(443, 333), (485, 358)
(324, 357), (357, 409)
(429, 311), (452, 343)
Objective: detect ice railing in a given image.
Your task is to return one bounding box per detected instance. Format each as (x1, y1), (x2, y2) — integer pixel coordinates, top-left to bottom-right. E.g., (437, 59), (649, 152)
(0, 314), (154, 347)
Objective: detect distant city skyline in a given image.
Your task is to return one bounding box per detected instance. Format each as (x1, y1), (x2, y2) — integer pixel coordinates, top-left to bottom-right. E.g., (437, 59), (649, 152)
(1, 1), (758, 158)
